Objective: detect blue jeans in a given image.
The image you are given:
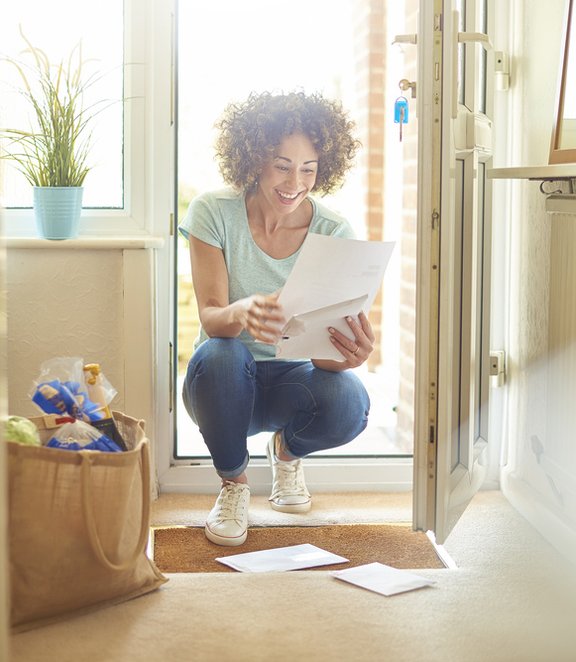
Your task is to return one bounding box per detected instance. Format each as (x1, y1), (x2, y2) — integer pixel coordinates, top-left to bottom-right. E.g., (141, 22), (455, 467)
(182, 338), (370, 479)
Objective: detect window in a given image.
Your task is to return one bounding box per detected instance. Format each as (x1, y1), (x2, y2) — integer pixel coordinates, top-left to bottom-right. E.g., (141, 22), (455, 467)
(0, 0), (152, 238)
(1, 0), (124, 209)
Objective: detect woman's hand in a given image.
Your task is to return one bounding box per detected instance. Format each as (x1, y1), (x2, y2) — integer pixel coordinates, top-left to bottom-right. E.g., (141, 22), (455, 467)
(239, 292), (286, 344)
(325, 311), (375, 369)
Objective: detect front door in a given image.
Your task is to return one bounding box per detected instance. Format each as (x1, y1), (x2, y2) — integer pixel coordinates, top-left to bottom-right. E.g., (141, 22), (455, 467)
(413, 0), (493, 543)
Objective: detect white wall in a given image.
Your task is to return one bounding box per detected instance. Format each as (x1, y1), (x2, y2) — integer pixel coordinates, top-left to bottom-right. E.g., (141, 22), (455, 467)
(6, 250), (126, 417)
(495, 0), (576, 559)
(5, 246), (159, 491)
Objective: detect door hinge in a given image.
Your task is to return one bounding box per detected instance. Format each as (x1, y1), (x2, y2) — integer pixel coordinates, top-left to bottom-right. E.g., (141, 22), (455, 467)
(489, 350), (506, 387)
(170, 12), (176, 127)
(169, 212), (174, 236)
(169, 341), (175, 412)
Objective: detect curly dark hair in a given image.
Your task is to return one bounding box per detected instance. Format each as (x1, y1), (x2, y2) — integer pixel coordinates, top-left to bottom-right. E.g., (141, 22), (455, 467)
(214, 91), (361, 195)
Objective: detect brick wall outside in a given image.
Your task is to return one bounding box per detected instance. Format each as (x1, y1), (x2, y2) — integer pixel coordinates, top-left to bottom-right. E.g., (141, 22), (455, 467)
(352, 0), (387, 369)
(352, 0), (417, 451)
(396, 0), (418, 451)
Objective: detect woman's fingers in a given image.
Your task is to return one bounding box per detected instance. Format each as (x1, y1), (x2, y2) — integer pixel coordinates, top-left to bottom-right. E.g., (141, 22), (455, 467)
(254, 295), (285, 323)
(358, 311), (376, 343)
(328, 312), (374, 365)
(246, 294), (286, 343)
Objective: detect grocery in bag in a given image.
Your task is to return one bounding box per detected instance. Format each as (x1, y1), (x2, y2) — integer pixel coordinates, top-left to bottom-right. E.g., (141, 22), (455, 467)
(30, 357), (128, 451)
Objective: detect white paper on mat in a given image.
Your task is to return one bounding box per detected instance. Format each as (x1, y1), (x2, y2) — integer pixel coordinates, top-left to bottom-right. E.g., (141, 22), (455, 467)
(275, 234), (395, 360)
(216, 543), (349, 573)
(331, 562), (436, 596)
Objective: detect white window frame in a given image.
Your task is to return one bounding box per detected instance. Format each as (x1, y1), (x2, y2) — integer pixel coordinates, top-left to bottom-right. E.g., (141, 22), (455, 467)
(161, 458), (414, 496)
(2, 0), (165, 241)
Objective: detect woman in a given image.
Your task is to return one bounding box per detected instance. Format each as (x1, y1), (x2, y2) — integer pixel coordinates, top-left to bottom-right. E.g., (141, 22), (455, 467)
(180, 91), (375, 546)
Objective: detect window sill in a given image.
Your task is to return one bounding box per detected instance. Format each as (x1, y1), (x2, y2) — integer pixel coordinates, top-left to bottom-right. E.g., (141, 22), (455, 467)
(4, 235), (165, 249)
(488, 164), (576, 180)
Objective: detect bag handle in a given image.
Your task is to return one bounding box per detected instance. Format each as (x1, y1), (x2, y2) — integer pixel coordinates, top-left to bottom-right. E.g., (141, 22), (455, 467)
(80, 443), (151, 572)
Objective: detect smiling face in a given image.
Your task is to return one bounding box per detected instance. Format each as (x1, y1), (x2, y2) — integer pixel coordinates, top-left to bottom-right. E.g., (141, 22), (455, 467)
(255, 132), (319, 215)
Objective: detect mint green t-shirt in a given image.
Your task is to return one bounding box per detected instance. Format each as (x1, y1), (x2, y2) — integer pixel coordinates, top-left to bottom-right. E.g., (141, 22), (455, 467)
(178, 187), (355, 360)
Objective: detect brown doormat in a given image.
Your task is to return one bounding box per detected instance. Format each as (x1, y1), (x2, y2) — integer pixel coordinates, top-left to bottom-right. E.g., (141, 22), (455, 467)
(152, 524), (447, 573)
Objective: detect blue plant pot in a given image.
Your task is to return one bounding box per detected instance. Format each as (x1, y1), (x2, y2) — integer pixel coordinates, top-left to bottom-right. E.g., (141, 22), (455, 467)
(33, 187), (84, 240)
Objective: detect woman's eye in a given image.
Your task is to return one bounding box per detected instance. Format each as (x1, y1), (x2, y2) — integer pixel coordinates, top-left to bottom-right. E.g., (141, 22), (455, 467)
(275, 165), (289, 172)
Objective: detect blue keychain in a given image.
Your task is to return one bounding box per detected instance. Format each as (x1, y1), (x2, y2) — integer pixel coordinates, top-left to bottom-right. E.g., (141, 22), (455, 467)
(394, 96), (409, 123)
(394, 96), (409, 141)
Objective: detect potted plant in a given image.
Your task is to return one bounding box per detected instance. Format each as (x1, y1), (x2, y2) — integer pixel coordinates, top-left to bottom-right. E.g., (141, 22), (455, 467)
(1, 32), (101, 240)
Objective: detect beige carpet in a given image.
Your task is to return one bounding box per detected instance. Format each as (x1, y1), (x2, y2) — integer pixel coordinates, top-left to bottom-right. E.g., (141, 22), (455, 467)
(10, 491), (576, 662)
(153, 524), (446, 572)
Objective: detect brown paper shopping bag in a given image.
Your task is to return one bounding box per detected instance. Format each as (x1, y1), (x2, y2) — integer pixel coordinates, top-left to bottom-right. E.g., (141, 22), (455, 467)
(8, 411), (167, 632)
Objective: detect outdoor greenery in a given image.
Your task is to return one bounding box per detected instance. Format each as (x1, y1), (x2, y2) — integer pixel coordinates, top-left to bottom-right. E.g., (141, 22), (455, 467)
(1, 31), (102, 187)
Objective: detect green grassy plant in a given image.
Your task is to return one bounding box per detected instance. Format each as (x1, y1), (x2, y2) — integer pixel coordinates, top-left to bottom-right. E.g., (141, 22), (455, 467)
(1, 30), (105, 188)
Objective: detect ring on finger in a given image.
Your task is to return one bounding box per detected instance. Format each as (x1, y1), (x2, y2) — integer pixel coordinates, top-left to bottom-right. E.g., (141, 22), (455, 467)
(352, 345), (360, 355)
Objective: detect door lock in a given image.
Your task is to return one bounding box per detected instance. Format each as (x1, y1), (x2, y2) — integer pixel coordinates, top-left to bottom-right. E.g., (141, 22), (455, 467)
(398, 79), (417, 99)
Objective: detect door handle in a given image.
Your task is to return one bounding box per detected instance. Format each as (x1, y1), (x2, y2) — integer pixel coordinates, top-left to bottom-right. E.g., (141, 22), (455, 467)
(452, 11), (493, 118)
(392, 33), (417, 45)
(458, 31), (493, 51)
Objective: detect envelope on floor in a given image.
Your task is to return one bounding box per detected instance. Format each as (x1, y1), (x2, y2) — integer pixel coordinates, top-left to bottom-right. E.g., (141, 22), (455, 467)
(331, 562), (436, 596)
(216, 543), (349, 572)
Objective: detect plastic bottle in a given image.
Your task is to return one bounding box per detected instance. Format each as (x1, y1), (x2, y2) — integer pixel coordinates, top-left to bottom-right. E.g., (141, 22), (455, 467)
(82, 363), (128, 451)
(83, 363), (113, 418)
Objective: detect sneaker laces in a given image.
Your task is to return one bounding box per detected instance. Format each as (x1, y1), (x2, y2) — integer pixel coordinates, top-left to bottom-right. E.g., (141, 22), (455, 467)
(271, 460), (310, 500)
(213, 482), (249, 524)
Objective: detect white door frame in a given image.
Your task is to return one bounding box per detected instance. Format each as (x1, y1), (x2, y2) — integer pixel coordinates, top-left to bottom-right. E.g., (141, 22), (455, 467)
(154, 0), (413, 495)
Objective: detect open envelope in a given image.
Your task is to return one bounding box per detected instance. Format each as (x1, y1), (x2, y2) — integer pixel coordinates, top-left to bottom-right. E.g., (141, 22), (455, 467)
(276, 294), (369, 360)
(275, 234), (395, 360)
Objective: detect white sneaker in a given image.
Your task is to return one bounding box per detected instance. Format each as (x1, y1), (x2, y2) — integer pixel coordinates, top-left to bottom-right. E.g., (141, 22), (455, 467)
(266, 434), (311, 513)
(205, 481), (250, 546)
